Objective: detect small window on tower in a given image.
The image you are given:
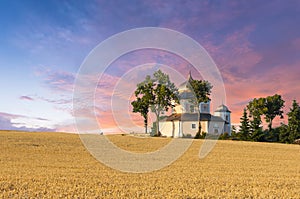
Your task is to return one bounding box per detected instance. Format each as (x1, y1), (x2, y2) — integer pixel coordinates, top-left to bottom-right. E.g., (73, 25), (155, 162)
(192, 123), (196, 129)
(226, 115), (229, 121)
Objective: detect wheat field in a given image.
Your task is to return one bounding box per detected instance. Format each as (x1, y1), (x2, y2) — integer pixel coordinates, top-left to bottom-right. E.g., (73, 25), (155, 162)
(0, 131), (299, 198)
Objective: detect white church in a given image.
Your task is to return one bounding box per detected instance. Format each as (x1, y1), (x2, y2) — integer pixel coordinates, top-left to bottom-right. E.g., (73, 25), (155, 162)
(159, 74), (231, 138)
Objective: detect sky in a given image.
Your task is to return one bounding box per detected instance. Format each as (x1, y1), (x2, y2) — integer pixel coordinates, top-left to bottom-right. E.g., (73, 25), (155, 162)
(0, 0), (300, 133)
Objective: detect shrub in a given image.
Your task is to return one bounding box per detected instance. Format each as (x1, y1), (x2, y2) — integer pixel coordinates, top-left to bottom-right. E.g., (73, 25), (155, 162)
(294, 138), (300, 145)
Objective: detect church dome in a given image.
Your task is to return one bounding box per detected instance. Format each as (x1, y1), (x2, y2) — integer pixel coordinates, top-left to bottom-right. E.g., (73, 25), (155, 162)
(215, 104), (231, 113)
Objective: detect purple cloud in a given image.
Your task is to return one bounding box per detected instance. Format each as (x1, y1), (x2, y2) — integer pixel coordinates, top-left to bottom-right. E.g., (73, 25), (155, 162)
(19, 96), (34, 101)
(35, 68), (75, 92)
(0, 113), (54, 132)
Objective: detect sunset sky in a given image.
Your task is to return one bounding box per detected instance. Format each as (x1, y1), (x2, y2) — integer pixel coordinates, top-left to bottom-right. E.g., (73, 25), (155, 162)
(1, 0), (300, 133)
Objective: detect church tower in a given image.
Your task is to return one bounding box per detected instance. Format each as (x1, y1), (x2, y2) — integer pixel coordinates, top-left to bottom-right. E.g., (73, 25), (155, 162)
(214, 104), (231, 134)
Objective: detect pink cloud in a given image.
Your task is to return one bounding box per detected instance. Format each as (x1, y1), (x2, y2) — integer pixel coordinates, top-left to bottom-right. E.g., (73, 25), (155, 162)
(35, 68), (75, 92)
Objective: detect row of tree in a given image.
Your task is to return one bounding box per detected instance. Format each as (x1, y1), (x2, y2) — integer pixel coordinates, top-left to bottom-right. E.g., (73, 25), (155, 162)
(235, 95), (300, 144)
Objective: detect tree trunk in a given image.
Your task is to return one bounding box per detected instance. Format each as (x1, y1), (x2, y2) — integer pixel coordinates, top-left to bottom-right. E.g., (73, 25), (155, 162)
(145, 122), (147, 134)
(144, 115), (148, 134)
(156, 112), (160, 136)
(198, 120), (202, 134)
(268, 119), (273, 132)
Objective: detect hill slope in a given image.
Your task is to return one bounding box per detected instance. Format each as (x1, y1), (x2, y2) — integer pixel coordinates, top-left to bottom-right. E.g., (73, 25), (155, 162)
(0, 131), (299, 198)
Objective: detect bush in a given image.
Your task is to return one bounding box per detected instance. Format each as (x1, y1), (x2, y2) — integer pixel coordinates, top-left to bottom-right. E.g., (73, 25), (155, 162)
(294, 139), (300, 145)
(152, 131), (161, 137)
(219, 132), (230, 140)
(194, 132), (206, 139)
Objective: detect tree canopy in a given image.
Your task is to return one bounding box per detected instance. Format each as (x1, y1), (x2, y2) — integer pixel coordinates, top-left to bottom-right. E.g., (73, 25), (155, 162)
(187, 78), (212, 104)
(187, 77), (212, 136)
(287, 100), (300, 142)
(238, 108), (250, 140)
(131, 70), (178, 136)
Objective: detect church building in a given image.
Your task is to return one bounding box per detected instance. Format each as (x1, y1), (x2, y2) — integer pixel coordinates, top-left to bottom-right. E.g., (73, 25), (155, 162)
(159, 73), (231, 138)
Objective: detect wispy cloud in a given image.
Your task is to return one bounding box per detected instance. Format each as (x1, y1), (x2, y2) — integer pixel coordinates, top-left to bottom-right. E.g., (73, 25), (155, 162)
(35, 68), (75, 92)
(0, 112), (54, 132)
(19, 96), (34, 101)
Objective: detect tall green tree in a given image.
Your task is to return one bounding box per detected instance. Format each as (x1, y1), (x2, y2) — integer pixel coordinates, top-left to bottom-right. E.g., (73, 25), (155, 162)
(238, 108), (250, 140)
(131, 76), (154, 133)
(262, 94), (285, 132)
(247, 98), (264, 141)
(131, 70), (178, 136)
(278, 124), (290, 143)
(187, 78), (212, 134)
(287, 100), (300, 142)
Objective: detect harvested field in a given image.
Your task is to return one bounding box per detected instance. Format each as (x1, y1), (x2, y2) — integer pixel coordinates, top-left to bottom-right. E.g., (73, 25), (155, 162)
(0, 131), (299, 198)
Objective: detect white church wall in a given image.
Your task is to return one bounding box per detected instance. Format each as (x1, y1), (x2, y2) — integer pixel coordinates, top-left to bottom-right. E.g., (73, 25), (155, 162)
(159, 121), (173, 137)
(182, 121), (198, 137)
(200, 121), (208, 133)
(208, 121), (225, 135)
(159, 121), (181, 137)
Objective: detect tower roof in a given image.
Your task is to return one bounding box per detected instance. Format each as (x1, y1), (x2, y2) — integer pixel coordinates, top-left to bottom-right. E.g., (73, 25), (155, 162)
(215, 104), (231, 113)
(178, 71), (193, 92)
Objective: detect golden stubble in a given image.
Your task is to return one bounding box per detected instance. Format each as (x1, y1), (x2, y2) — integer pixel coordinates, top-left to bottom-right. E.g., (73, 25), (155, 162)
(0, 131), (299, 198)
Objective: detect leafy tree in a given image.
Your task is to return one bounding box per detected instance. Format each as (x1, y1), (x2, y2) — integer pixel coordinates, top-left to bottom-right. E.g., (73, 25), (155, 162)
(238, 108), (250, 140)
(231, 125), (237, 135)
(131, 98), (150, 134)
(219, 132), (230, 140)
(247, 94), (285, 141)
(230, 125), (238, 140)
(247, 98), (264, 141)
(131, 76), (154, 134)
(278, 124), (290, 143)
(187, 77), (212, 134)
(262, 94), (285, 132)
(132, 70), (178, 136)
(287, 100), (300, 142)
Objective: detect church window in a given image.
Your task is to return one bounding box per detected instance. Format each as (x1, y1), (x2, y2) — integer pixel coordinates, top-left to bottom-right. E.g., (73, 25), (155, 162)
(191, 123), (196, 129)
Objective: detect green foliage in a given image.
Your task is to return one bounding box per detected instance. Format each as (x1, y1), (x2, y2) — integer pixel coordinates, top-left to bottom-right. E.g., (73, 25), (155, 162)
(251, 128), (264, 142)
(132, 70), (178, 136)
(263, 94), (285, 131)
(219, 132), (230, 140)
(230, 126), (239, 140)
(287, 100), (300, 142)
(247, 98), (263, 137)
(238, 108), (250, 140)
(131, 75), (154, 134)
(187, 79), (213, 104)
(264, 128), (279, 142)
(231, 125), (237, 135)
(237, 97), (300, 145)
(246, 94), (285, 141)
(278, 124), (290, 143)
(194, 131), (206, 139)
(187, 77), (212, 134)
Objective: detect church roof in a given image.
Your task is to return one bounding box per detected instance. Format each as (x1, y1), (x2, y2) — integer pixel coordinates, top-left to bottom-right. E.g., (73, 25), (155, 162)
(214, 104), (231, 113)
(165, 113), (225, 122)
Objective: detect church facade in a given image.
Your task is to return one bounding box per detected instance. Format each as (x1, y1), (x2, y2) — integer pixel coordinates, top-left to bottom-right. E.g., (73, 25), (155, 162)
(159, 74), (231, 138)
